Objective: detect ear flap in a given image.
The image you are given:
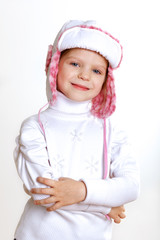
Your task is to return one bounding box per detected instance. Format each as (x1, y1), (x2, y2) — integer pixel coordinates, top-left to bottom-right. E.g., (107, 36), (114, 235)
(46, 49), (61, 103)
(45, 45), (53, 75)
(91, 66), (116, 118)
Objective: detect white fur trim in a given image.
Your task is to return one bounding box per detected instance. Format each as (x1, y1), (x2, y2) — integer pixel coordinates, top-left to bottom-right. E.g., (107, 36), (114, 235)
(57, 24), (122, 68)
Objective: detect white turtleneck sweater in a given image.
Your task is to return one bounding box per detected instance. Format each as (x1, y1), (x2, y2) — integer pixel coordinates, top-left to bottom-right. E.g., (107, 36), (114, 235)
(14, 92), (139, 240)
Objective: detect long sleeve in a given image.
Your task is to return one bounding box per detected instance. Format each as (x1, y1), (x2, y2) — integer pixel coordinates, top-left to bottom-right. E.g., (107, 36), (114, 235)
(82, 122), (140, 207)
(14, 116), (54, 203)
(61, 204), (111, 215)
(14, 116), (111, 215)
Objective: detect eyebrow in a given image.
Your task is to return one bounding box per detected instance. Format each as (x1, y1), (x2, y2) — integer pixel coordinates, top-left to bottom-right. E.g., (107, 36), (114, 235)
(66, 56), (107, 71)
(93, 64), (107, 71)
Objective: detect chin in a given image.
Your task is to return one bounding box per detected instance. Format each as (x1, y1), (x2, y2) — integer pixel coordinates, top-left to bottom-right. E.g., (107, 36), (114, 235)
(68, 94), (89, 102)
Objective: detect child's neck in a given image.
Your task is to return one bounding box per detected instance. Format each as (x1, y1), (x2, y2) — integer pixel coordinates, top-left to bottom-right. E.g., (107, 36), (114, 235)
(50, 91), (91, 114)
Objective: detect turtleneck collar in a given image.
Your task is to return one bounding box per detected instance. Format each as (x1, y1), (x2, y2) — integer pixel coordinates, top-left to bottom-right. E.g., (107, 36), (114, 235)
(49, 91), (91, 115)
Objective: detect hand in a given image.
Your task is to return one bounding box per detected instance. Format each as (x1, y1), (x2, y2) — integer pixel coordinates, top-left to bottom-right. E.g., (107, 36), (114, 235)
(31, 177), (87, 211)
(108, 205), (126, 224)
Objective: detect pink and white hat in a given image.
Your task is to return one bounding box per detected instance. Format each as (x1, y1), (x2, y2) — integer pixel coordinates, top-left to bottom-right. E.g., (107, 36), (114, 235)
(45, 20), (123, 119)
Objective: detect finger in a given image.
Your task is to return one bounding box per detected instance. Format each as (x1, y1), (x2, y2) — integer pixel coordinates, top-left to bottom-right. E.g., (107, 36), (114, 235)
(121, 205), (125, 212)
(59, 177), (70, 181)
(34, 196), (56, 205)
(37, 177), (56, 187)
(119, 212), (126, 219)
(31, 187), (54, 195)
(47, 201), (62, 211)
(114, 217), (121, 224)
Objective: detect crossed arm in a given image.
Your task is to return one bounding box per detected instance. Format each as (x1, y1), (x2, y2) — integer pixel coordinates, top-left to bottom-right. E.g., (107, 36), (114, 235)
(31, 176), (126, 224)
(15, 119), (140, 224)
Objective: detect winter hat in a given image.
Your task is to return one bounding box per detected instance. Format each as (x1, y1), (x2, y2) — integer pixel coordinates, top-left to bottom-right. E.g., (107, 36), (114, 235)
(45, 20), (123, 118)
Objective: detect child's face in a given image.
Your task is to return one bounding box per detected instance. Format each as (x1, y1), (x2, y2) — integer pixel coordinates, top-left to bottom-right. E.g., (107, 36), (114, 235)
(57, 48), (108, 102)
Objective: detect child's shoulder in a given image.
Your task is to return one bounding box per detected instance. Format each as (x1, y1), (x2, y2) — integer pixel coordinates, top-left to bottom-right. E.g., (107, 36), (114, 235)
(14, 113), (49, 153)
(107, 113), (130, 141)
(106, 114), (118, 130)
(107, 112), (126, 130)
(21, 114), (39, 128)
(19, 113), (45, 143)
(19, 113), (45, 136)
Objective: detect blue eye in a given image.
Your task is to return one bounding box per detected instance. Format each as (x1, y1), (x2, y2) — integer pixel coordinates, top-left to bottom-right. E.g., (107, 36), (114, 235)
(93, 69), (101, 74)
(71, 62), (79, 67)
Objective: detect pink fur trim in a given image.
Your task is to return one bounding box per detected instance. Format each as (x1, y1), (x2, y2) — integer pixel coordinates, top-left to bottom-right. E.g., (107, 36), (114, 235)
(48, 50), (61, 103)
(45, 45), (53, 74)
(91, 66), (116, 118)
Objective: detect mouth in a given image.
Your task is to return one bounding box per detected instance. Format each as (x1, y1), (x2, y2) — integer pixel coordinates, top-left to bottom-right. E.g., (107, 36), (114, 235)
(71, 83), (89, 91)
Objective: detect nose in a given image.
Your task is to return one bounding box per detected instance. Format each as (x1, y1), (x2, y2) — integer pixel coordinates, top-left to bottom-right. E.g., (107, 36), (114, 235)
(78, 68), (89, 81)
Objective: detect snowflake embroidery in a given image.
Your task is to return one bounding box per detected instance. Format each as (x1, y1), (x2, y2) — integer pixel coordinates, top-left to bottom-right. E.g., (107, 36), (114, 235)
(52, 154), (64, 173)
(70, 129), (83, 142)
(85, 157), (99, 174)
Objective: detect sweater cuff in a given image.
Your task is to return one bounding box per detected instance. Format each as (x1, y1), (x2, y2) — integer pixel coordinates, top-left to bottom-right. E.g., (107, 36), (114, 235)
(81, 179), (107, 205)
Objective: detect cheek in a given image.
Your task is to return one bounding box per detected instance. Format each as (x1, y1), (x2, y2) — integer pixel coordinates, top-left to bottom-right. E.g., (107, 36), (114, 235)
(57, 66), (66, 85)
(94, 79), (105, 93)
(57, 73), (65, 92)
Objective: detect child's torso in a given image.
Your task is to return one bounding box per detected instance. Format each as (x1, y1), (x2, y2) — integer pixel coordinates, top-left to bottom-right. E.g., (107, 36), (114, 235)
(15, 94), (113, 240)
(42, 107), (106, 180)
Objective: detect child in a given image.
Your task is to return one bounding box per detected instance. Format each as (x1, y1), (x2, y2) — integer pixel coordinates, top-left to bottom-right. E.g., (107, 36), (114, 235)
(14, 20), (140, 240)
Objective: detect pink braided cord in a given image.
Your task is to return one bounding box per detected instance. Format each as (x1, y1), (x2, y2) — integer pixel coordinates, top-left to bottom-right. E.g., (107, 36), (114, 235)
(103, 117), (108, 179)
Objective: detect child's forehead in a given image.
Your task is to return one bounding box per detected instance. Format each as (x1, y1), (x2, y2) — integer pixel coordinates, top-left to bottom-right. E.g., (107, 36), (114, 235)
(61, 48), (108, 64)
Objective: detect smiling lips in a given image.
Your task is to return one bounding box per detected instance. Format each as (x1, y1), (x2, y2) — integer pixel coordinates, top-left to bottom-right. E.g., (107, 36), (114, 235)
(71, 83), (89, 91)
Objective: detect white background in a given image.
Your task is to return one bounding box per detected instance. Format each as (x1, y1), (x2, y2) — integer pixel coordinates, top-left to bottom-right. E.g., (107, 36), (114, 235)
(0, 0), (160, 239)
